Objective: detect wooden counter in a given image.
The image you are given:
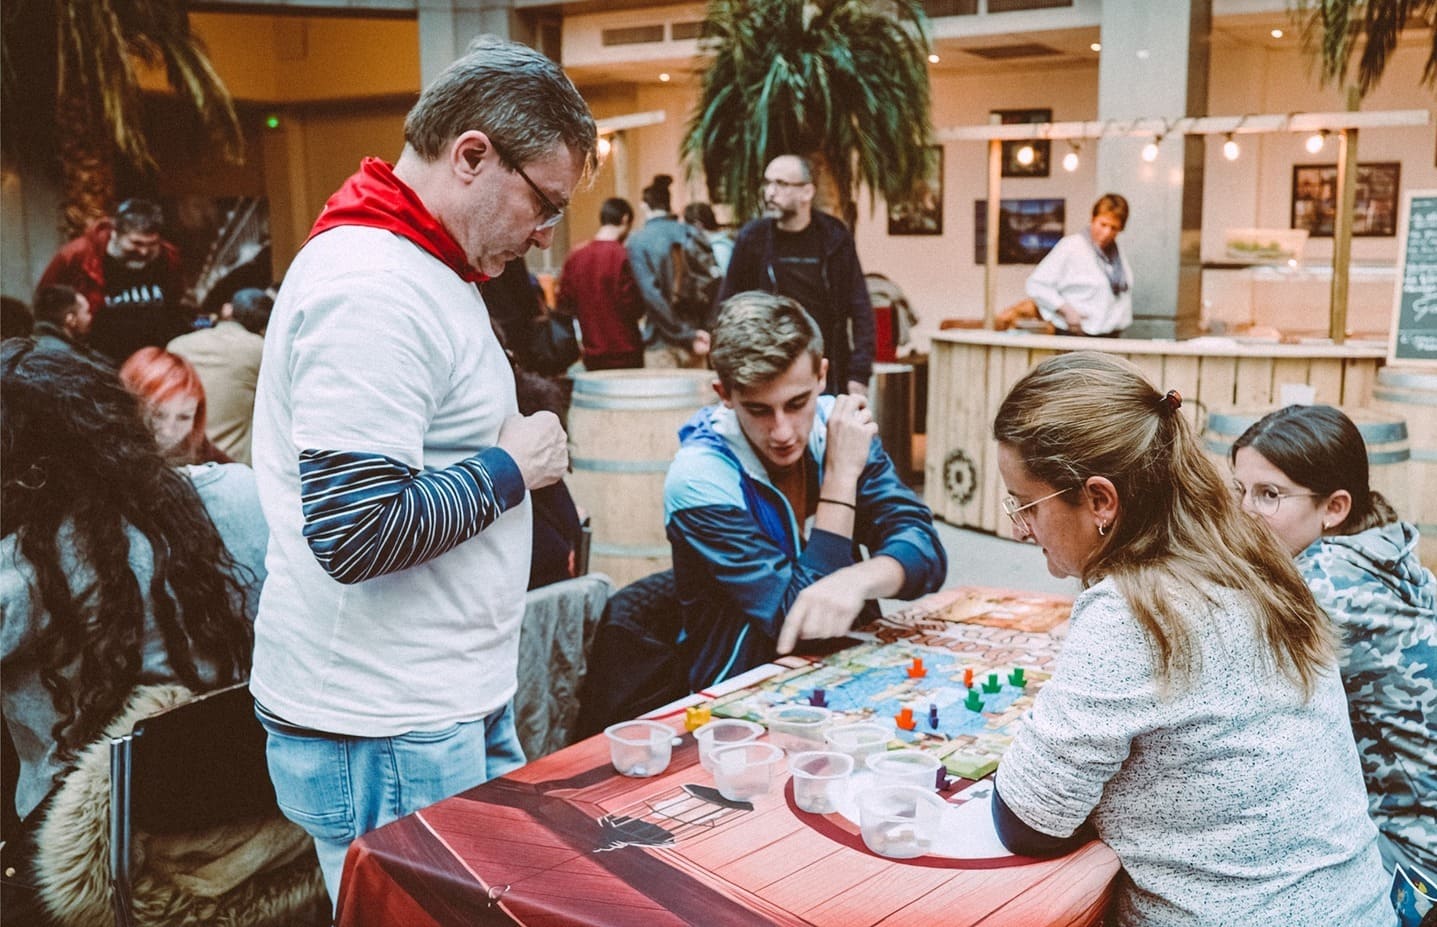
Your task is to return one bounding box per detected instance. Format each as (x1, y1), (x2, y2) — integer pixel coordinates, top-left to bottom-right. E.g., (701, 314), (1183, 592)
(924, 329), (1388, 535)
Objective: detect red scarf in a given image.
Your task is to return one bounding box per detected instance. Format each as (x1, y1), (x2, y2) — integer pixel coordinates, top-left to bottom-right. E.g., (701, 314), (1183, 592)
(306, 157), (487, 284)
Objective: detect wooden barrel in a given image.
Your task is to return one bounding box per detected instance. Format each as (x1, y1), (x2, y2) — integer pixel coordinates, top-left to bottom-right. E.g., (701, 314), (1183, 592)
(1371, 366), (1437, 571)
(567, 369), (716, 588)
(1202, 406), (1412, 522)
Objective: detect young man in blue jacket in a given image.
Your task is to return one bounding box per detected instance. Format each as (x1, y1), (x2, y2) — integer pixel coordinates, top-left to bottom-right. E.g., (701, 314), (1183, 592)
(664, 291), (946, 690)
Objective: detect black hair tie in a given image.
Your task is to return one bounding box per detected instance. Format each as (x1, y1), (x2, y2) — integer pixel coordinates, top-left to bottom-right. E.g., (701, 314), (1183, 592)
(1159, 389), (1182, 415)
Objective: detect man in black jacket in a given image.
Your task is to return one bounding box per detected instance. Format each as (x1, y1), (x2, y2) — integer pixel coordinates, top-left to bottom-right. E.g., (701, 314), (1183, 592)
(718, 155), (875, 397)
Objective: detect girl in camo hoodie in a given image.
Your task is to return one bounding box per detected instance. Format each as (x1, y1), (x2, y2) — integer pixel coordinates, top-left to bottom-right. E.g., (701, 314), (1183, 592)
(1233, 404), (1436, 883)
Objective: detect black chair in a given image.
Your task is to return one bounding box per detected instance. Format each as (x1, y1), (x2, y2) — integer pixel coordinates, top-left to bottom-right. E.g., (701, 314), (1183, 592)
(575, 569), (689, 739)
(107, 682), (286, 926)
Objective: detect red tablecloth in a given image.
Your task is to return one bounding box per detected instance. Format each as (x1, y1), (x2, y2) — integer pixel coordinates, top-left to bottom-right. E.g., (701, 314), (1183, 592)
(335, 588), (1119, 927)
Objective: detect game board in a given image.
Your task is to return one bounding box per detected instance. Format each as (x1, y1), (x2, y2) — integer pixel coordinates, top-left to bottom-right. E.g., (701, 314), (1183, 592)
(710, 641), (1051, 779)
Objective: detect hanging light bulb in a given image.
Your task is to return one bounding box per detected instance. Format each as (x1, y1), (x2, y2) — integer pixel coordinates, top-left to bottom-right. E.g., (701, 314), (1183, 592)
(1222, 133), (1240, 161)
(1305, 130), (1327, 154)
(1141, 136), (1161, 163)
(597, 136), (613, 158)
(1016, 144), (1035, 166)
(1062, 148), (1080, 172)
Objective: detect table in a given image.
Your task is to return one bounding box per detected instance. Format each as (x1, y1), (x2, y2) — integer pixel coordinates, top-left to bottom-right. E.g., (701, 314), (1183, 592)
(335, 589), (1120, 927)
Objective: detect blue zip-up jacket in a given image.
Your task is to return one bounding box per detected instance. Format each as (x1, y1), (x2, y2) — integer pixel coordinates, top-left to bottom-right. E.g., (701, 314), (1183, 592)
(664, 396), (946, 690)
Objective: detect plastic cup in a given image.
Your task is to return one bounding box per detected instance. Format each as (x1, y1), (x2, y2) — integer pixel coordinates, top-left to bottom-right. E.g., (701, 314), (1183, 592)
(865, 749), (943, 790)
(694, 719), (765, 772)
(824, 722), (889, 763)
(765, 705), (832, 753)
(788, 751), (853, 814)
(857, 785), (947, 859)
(604, 720), (675, 777)
(711, 742), (784, 802)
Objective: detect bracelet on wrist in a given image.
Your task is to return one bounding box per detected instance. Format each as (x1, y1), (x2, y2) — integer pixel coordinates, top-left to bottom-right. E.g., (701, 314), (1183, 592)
(818, 497), (856, 510)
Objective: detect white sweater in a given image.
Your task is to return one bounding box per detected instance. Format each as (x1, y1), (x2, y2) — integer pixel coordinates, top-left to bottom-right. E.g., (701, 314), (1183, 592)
(1025, 233), (1133, 335)
(996, 578), (1392, 927)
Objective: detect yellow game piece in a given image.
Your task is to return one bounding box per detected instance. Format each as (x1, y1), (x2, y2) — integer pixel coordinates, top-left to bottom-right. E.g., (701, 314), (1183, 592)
(684, 704), (712, 731)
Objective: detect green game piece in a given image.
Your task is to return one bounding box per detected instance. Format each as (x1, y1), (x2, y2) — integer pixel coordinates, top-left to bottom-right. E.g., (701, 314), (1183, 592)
(982, 673), (1002, 693)
(964, 689), (985, 712)
(1007, 667), (1026, 687)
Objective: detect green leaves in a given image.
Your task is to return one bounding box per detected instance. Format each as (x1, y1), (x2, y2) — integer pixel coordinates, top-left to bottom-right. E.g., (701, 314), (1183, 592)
(682, 0), (935, 224)
(1294, 0), (1436, 97)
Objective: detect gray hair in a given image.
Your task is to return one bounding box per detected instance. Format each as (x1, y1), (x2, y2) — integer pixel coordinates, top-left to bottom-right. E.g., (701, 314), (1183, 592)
(710, 291), (823, 392)
(404, 37), (598, 180)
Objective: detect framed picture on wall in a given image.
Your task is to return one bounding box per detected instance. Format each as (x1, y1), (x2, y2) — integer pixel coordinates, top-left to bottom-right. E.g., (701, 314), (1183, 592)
(1290, 162), (1400, 237)
(974, 198), (1065, 264)
(992, 108), (1051, 178)
(887, 146), (944, 236)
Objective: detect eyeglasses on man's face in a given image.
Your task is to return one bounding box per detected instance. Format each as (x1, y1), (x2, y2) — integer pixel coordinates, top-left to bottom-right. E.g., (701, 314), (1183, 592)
(1001, 487), (1072, 533)
(489, 140), (565, 230)
(1230, 481), (1322, 517)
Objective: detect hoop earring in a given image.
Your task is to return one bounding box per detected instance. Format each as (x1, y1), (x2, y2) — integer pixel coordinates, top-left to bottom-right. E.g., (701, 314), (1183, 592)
(1097, 522), (1108, 537)
(12, 464), (46, 490)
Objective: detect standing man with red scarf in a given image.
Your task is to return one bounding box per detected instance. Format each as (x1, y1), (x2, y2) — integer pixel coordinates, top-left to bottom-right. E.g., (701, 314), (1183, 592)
(248, 38), (597, 907)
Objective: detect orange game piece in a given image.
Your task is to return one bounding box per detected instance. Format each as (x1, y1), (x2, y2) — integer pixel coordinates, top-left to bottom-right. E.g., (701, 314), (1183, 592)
(895, 707), (916, 730)
(907, 657), (926, 678)
(963, 667), (974, 688)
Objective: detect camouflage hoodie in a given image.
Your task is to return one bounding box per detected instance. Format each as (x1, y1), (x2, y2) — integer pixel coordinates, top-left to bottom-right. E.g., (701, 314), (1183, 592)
(1298, 520), (1437, 876)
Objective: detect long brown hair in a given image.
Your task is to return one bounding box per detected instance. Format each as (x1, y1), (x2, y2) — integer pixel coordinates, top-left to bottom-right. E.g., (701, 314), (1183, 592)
(2, 340), (253, 768)
(1231, 404), (1400, 535)
(993, 352), (1335, 695)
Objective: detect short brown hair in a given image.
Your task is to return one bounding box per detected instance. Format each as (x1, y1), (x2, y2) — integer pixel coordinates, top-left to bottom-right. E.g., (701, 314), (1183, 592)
(1092, 193), (1129, 228)
(404, 37), (598, 181)
(710, 292), (823, 392)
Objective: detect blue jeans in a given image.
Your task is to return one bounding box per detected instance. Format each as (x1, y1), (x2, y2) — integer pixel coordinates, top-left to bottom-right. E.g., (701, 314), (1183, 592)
(255, 701), (526, 908)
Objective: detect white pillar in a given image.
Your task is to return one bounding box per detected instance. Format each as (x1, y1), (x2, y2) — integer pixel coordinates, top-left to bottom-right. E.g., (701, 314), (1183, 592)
(1096, 0), (1211, 339)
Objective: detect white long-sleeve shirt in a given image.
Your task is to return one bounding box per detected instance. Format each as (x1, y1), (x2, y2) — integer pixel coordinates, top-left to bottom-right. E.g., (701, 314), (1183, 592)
(1025, 233), (1133, 335)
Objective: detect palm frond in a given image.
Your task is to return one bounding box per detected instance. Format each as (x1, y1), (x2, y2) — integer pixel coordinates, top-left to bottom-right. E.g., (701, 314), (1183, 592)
(1294, 0), (1436, 96)
(683, 0), (934, 224)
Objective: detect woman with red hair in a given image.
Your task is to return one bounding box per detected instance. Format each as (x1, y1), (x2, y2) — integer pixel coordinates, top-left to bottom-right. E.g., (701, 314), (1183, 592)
(119, 346), (231, 465)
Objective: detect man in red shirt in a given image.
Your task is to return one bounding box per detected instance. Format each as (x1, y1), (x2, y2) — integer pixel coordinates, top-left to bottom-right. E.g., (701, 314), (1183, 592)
(556, 198), (645, 370)
(37, 198), (187, 365)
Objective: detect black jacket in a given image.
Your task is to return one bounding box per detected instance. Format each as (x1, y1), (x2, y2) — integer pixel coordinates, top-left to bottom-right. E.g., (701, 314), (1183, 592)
(718, 210), (875, 392)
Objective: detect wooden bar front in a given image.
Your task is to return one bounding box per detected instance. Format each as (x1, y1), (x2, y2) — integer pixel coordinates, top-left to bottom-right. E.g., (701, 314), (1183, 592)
(924, 330), (1387, 535)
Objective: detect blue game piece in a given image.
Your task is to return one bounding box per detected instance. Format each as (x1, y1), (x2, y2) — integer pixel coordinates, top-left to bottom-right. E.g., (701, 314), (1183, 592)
(810, 688), (827, 708)
(928, 702), (939, 730)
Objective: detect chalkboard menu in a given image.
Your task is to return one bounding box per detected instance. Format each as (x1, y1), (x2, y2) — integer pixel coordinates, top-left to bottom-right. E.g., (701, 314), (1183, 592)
(1391, 190), (1437, 367)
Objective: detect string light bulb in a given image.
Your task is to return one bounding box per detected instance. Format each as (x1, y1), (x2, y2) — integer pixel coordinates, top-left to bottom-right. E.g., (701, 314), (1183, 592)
(1141, 136), (1161, 163)
(597, 136), (612, 158)
(1222, 133), (1240, 161)
(1062, 148), (1080, 172)
(1015, 144), (1035, 166)
(1305, 130), (1327, 154)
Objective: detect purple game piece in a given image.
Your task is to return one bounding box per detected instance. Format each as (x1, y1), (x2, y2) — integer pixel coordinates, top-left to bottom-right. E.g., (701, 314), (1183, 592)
(810, 688), (827, 708)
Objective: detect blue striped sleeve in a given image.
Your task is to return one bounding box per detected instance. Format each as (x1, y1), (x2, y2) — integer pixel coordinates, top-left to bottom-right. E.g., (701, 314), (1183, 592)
(298, 447), (525, 584)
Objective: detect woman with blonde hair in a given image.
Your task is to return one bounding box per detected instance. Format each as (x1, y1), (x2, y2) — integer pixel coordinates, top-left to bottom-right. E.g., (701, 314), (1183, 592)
(119, 346), (230, 466)
(987, 352), (1389, 926)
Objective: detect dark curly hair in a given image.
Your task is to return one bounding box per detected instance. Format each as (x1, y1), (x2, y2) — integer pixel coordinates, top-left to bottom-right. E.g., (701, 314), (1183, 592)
(1, 339), (253, 769)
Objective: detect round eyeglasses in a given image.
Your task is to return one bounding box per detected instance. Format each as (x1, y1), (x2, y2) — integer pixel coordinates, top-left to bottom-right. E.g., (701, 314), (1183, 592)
(1230, 482), (1322, 516)
(1001, 487), (1072, 534)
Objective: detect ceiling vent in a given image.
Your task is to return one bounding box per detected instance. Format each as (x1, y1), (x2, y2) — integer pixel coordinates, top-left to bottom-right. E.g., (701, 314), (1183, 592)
(963, 42), (1062, 60)
(601, 24), (665, 46)
(671, 20), (707, 41)
(923, 0), (978, 15)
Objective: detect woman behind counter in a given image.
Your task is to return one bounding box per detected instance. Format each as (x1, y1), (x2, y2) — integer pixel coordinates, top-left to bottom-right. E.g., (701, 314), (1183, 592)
(1026, 193), (1132, 337)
